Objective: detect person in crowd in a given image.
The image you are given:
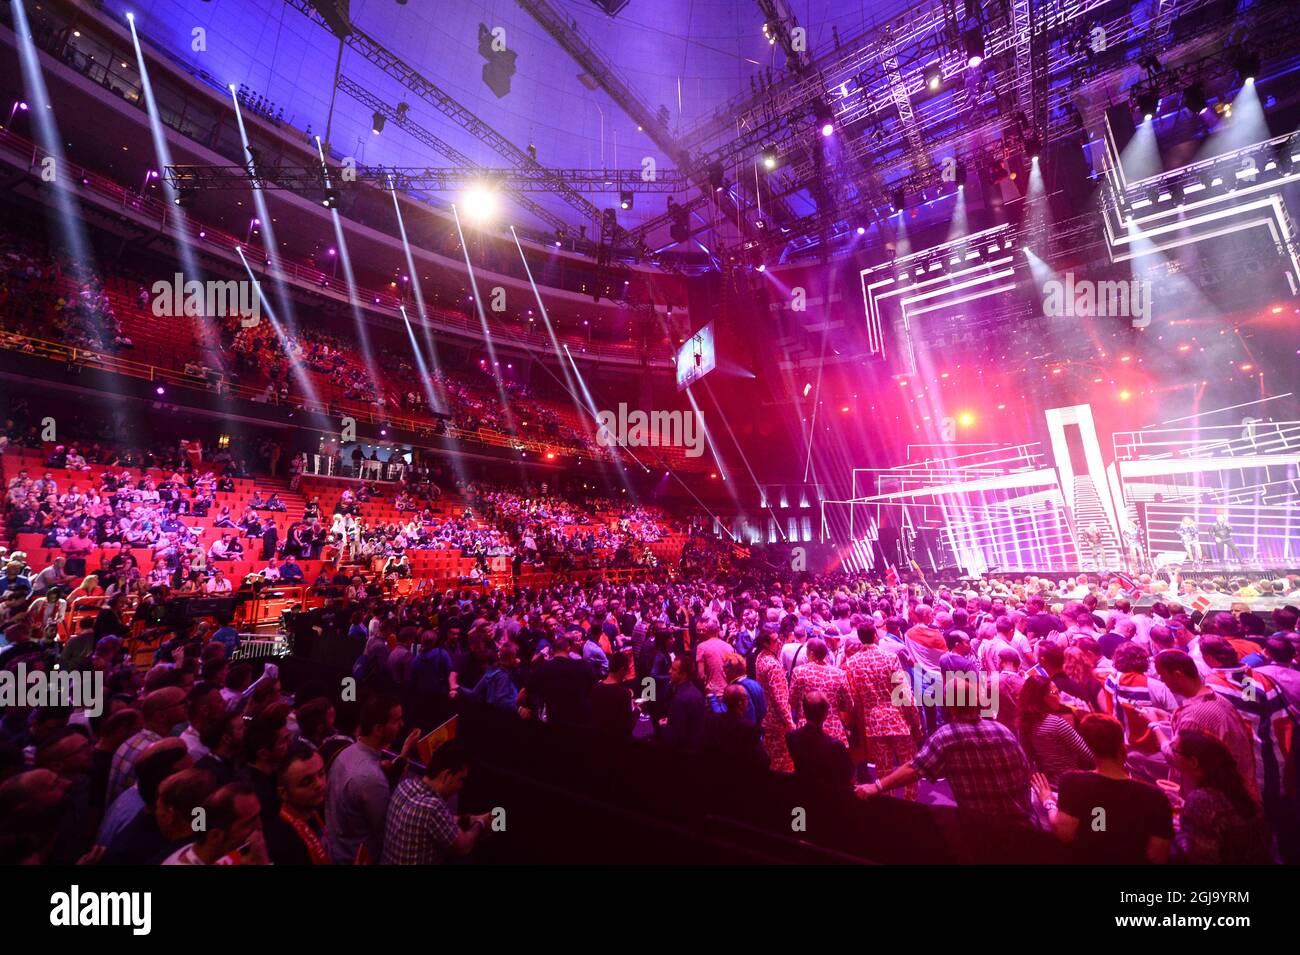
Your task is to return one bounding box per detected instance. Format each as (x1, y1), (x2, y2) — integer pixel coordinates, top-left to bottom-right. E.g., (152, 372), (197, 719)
(264, 742), (331, 865)
(661, 655), (706, 751)
(1017, 674), (1096, 787)
(787, 690), (854, 793)
(846, 622), (922, 798)
(1168, 729), (1274, 864)
(858, 673), (1034, 824)
(588, 649), (636, 737)
(789, 637), (853, 746)
(382, 740), (491, 864)
(1033, 714), (1173, 863)
(162, 781), (269, 865)
(325, 693), (417, 865)
(755, 629), (796, 772)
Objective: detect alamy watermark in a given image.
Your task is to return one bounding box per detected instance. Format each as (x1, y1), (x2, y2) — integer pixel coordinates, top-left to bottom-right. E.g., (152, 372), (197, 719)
(0, 663), (103, 717)
(595, 403), (704, 458)
(152, 273), (261, 328)
(1042, 272), (1152, 328)
(49, 885), (150, 935)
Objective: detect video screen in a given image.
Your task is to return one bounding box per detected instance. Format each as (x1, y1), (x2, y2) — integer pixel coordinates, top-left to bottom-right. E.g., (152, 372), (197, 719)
(676, 322), (716, 391)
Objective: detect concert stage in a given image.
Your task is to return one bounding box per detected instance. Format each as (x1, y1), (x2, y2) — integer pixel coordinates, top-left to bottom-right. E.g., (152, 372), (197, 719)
(820, 402), (1300, 580)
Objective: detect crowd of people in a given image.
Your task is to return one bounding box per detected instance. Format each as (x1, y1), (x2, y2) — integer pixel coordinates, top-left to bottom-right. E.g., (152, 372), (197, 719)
(0, 233), (131, 355)
(2, 507), (1298, 864)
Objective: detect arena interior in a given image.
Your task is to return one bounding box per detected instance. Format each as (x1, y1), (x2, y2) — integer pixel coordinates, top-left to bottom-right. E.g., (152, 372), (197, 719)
(2, 0), (1300, 890)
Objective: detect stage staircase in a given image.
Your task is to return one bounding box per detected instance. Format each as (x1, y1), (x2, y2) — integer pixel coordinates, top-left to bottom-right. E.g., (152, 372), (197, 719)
(1070, 475), (1124, 570)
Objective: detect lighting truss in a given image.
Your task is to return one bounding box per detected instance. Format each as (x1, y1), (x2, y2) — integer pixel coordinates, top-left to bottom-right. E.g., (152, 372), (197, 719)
(165, 164), (691, 192)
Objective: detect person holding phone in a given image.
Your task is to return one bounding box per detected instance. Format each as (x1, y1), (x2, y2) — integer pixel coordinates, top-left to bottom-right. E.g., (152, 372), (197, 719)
(382, 740), (490, 864)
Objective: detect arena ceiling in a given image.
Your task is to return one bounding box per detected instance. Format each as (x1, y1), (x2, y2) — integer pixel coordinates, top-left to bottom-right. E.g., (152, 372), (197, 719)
(101, 0), (913, 242)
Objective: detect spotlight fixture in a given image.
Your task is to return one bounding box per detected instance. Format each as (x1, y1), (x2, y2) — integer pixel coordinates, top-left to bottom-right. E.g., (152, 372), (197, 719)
(760, 146), (778, 170)
(1169, 182), (1185, 206)
(1024, 134), (1041, 161)
(708, 162), (725, 191)
(1135, 88), (1160, 121)
(371, 110), (385, 134)
(922, 63), (943, 92)
(890, 187), (905, 212)
(321, 188), (340, 209)
(856, 225), (866, 235)
(1183, 81), (1208, 115)
(1146, 186), (1161, 206)
(955, 163), (968, 188)
(173, 187), (195, 209)
(619, 190), (633, 210)
(962, 27), (984, 68)
(1233, 47), (1260, 84)
(395, 101), (409, 121)
(811, 99), (834, 137)
(461, 182), (498, 222)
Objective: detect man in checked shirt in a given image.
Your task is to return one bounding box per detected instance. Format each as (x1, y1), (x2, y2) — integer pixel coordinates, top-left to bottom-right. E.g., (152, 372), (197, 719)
(855, 672), (1035, 824)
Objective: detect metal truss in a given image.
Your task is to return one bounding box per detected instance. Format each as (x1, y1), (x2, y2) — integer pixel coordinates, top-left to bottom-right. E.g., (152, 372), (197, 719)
(284, 0), (608, 229)
(756, 0), (812, 74)
(336, 75), (568, 232)
(512, 0), (752, 238)
(165, 163), (690, 192)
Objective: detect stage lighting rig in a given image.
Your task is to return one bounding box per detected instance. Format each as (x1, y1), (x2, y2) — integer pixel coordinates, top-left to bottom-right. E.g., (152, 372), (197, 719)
(962, 28), (984, 68)
(1233, 47), (1260, 84)
(478, 22), (518, 98)
(1270, 138), (1294, 174)
(705, 164), (725, 193)
(922, 63), (943, 93)
(812, 99), (834, 137)
(461, 181), (499, 223)
(1135, 87), (1160, 121)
